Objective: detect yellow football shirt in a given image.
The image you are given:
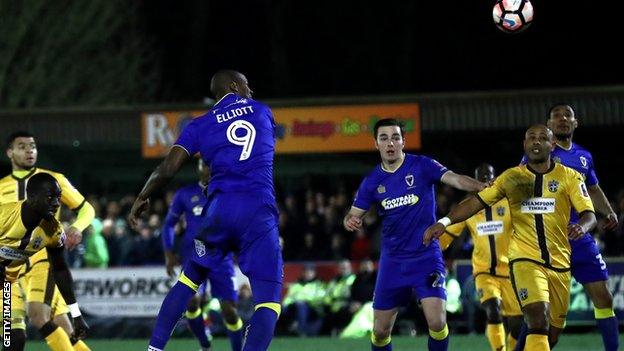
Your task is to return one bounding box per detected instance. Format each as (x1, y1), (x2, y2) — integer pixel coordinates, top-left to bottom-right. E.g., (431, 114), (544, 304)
(445, 198), (512, 277)
(476, 163), (594, 271)
(0, 202), (65, 282)
(0, 168), (85, 264)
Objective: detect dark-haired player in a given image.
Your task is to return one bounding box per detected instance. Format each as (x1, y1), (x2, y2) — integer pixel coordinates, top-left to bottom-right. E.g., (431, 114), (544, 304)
(343, 118), (485, 351)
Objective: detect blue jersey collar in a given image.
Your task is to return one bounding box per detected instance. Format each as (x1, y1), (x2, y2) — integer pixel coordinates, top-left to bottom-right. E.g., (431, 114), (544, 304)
(213, 92), (237, 107)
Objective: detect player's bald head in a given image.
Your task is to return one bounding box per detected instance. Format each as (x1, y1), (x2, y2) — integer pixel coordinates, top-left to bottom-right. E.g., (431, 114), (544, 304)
(525, 124), (553, 140)
(474, 163), (495, 182)
(210, 70), (251, 100)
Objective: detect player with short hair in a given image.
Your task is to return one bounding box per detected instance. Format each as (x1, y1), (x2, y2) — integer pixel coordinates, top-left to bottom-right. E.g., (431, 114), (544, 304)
(425, 124), (597, 351)
(439, 163), (523, 351)
(343, 118), (486, 351)
(0, 172), (89, 351)
(129, 70), (283, 351)
(0, 131), (94, 351)
(162, 159), (243, 351)
(528, 104), (617, 351)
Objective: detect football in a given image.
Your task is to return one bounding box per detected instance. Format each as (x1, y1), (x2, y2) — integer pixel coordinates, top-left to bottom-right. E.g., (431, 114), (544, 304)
(492, 0), (533, 33)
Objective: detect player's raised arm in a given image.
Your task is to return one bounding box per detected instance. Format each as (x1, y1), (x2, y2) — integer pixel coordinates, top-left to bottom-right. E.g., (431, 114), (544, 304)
(47, 245), (89, 339)
(587, 184), (619, 230)
(343, 206), (367, 232)
(423, 196), (485, 246)
(129, 145), (189, 228)
(440, 171), (486, 192)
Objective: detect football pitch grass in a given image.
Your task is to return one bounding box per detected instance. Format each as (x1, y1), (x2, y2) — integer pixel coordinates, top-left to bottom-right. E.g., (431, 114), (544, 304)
(23, 333), (618, 350)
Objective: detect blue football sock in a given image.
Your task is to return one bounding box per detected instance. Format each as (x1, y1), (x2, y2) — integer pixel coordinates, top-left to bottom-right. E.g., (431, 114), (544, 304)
(514, 322), (528, 351)
(595, 308), (619, 351)
(186, 308), (211, 348)
(428, 325), (449, 351)
(243, 307), (278, 351)
(226, 321), (244, 351)
(149, 282), (196, 349)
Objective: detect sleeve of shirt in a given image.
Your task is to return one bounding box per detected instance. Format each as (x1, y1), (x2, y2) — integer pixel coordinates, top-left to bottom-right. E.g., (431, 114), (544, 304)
(353, 176), (375, 211)
(568, 170), (595, 215)
(174, 119), (199, 156)
(439, 221), (467, 250)
(162, 191), (184, 250)
(585, 152), (599, 186)
(55, 173), (85, 210)
(476, 172), (507, 207)
(267, 106), (277, 139)
(423, 156), (449, 183)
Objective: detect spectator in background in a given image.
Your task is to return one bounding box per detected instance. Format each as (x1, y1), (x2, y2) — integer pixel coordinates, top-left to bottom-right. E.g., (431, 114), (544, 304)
(127, 214), (163, 265)
(350, 229), (372, 261)
(83, 218), (109, 268)
(323, 260), (356, 335)
(282, 264), (326, 336)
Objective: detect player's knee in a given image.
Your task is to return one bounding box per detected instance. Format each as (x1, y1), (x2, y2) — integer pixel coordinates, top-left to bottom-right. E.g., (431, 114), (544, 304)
(427, 319), (446, 333)
(220, 300), (239, 324)
(27, 308), (51, 329)
(372, 325), (391, 341)
(482, 299), (503, 324)
(593, 289), (613, 309)
(54, 313), (74, 335)
(186, 295), (201, 312)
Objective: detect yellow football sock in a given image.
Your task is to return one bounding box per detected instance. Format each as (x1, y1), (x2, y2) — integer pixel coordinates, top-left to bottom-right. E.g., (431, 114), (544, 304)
(526, 334), (549, 351)
(506, 333), (517, 351)
(41, 322), (74, 351)
(486, 323), (506, 351)
(73, 339), (92, 351)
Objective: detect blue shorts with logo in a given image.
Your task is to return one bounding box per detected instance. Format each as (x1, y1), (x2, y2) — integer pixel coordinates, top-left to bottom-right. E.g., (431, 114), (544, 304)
(570, 234), (609, 284)
(190, 190), (283, 304)
(373, 250), (447, 310)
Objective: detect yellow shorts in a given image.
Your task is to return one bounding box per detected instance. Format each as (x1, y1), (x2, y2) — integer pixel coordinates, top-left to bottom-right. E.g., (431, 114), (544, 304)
(21, 259), (69, 317)
(10, 279), (27, 330)
(475, 273), (522, 316)
(510, 260), (571, 328)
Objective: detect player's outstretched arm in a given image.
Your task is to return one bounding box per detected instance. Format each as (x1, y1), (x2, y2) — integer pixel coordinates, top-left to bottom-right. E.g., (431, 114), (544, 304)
(440, 171), (486, 192)
(569, 211), (597, 240)
(129, 146), (189, 228)
(423, 196), (484, 246)
(343, 207), (367, 232)
(587, 184), (619, 230)
(47, 246), (89, 339)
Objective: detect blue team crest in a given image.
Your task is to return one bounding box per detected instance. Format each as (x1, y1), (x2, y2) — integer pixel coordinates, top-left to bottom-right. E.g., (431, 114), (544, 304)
(548, 180), (559, 193)
(377, 185), (386, 194)
(31, 236), (43, 250)
(519, 288), (528, 301)
(191, 195), (199, 203)
(496, 206), (505, 216)
(405, 174), (414, 187)
(579, 156), (588, 169)
(194, 239), (206, 257)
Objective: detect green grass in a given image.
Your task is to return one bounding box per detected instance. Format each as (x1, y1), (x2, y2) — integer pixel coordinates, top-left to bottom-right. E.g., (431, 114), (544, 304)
(21, 333), (618, 351)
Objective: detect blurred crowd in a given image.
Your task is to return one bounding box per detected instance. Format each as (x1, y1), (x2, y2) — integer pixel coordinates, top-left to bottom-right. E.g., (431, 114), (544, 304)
(62, 184), (624, 269)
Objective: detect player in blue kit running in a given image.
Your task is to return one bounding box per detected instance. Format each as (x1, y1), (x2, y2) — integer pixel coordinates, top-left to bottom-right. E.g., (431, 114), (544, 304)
(515, 104), (619, 351)
(343, 118), (486, 351)
(162, 159), (243, 351)
(129, 70), (283, 351)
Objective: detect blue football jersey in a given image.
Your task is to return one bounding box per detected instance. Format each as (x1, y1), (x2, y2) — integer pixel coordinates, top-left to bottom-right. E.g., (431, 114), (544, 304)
(163, 183), (207, 257)
(175, 93), (276, 198)
(353, 153), (449, 259)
